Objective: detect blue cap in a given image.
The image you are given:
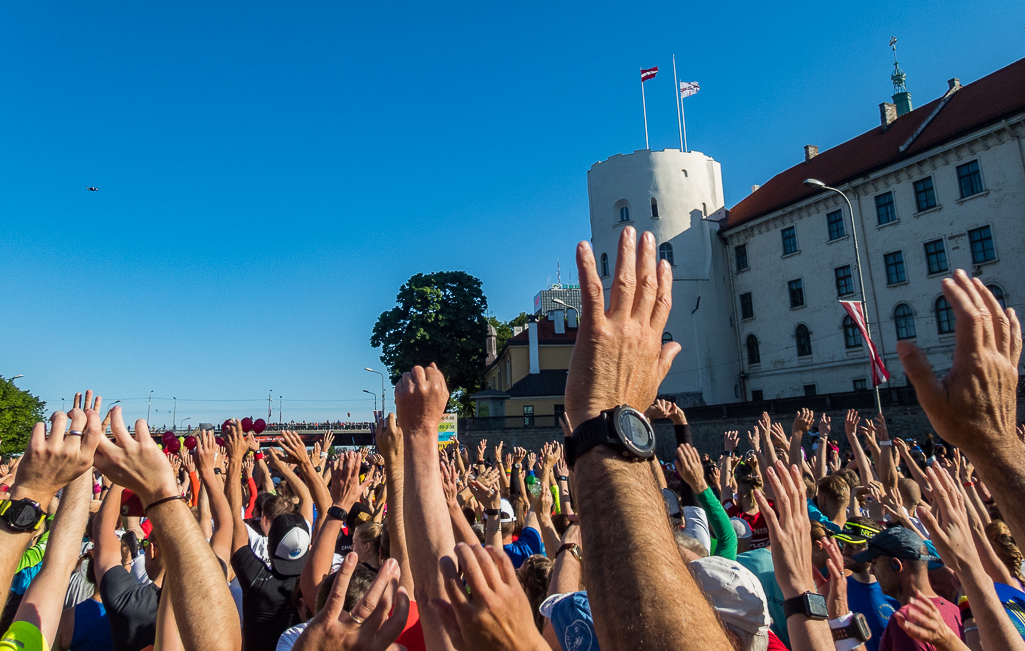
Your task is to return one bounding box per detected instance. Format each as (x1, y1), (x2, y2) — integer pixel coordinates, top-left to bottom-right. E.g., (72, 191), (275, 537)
(539, 591), (599, 651)
(852, 526), (940, 564)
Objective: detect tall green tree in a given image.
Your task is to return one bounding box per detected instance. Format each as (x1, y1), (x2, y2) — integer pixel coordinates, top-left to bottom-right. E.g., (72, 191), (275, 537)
(371, 271), (489, 415)
(0, 377), (45, 454)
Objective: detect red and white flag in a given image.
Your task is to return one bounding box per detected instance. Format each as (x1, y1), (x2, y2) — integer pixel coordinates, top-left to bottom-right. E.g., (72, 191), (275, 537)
(840, 301), (890, 386)
(679, 81), (700, 98)
(640, 66), (658, 82)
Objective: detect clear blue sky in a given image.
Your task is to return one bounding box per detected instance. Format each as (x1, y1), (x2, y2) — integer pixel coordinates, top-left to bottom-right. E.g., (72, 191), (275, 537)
(2, 1), (1022, 426)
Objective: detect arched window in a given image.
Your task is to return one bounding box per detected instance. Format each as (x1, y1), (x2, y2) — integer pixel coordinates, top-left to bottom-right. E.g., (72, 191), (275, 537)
(746, 334), (760, 364)
(842, 316), (863, 348)
(662, 332), (673, 344)
(986, 284), (1006, 309)
(651, 197), (659, 218)
(936, 296), (954, 334)
(658, 243), (675, 266)
(795, 324), (812, 356)
(600, 253), (609, 277)
(620, 206), (630, 222)
(894, 304), (916, 340)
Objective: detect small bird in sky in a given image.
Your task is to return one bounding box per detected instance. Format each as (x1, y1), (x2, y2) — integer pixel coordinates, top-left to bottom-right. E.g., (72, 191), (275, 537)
(86, 187), (98, 191)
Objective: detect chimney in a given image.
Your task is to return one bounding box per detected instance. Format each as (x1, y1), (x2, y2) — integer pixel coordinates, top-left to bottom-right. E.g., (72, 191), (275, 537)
(552, 310), (565, 335)
(804, 145), (819, 162)
(879, 102), (897, 129)
(751, 184), (760, 193)
(567, 308), (578, 329)
(528, 319), (540, 375)
(947, 78), (961, 92)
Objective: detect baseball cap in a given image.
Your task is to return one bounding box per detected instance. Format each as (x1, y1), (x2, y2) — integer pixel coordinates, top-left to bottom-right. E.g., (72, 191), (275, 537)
(539, 591), (597, 651)
(731, 517), (753, 540)
(268, 513), (311, 575)
(662, 488), (682, 517)
(690, 556), (770, 635)
(497, 498), (516, 523)
(852, 526), (940, 564)
(832, 520), (882, 545)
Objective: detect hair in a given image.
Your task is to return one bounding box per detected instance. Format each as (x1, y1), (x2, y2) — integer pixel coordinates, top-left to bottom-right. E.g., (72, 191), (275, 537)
(734, 461), (763, 498)
(346, 503), (373, 531)
(461, 506), (476, 525)
(551, 513), (572, 538)
(986, 520), (1025, 585)
(723, 627), (769, 651)
(314, 564), (377, 614)
(816, 475), (851, 520)
(512, 497), (528, 537)
(517, 555), (554, 632)
(674, 529), (709, 558)
(379, 522), (391, 560)
(809, 520), (829, 543)
(84, 553), (97, 585)
(802, 471), (818, 500)
(846, 515), (878, 531)
(897, 479), (922, 511)
(262, 495), (294, 523)
(837, 468), (859, 492)
(471, 522), (485, 544)
(501, 520), (516, 539)
(354, 522), (383, 562)
(253, 492), (275, 519)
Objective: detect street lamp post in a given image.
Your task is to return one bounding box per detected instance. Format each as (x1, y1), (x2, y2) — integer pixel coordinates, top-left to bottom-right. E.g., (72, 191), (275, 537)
(362, 390), (378, 413)
(172, 397), (177, 430)
(804, 179), (883, 413)
(147, 390), (155, 422)
(180, 417), (192, 431)
(364, 368), (385, 416)
(279, 396), (283, 425)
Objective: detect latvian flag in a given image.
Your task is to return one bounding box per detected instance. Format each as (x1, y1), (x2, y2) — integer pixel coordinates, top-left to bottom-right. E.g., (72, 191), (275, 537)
(679, 81), (700, 98)
(641, 66), (658, 82)
(840, 301), (891, 386)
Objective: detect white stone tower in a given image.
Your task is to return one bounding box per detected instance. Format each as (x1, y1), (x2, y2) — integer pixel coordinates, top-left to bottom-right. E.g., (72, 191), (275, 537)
(587, 149), (739, 406)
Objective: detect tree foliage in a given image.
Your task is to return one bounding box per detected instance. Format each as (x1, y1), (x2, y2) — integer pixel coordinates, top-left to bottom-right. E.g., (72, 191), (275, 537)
(488, 312), (530, 355)
(371, 272), (489, 414)
(0, 377), (45, 455)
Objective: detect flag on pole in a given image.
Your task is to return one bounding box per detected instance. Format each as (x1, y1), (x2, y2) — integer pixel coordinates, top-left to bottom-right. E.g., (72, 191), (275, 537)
(641, 66), (658, 82)
(840, 301), (891, 386)
(679, 81), (700, 98)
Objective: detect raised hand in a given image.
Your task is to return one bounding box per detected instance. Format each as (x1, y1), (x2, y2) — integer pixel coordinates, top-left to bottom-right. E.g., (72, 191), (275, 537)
(242, 456), (254, 478)
(394, 363), (450, 437)
(168, 454), (183, 478)
(818, 414), (832, 439)
(818, 536), (848, 619)
(844, 410), (861, 438)
(513, 447), (526, 465)
(278, 430), (311, 466)
(792, 408), (814, 436)
(723, 430), (739, 454)
(375, 413), (403, 461)
(12, 402), (103, 506)
(770, 423), (789, 449)
(224, 420), (249, 463)
(873, 413), (890, 442)
(753, 461), (813, 600)
(644, 398), (675, 421)
(180, 449), (196, 475)
(916, 467), (980, 575)
(433, 544), (548, 651)
(330, 451), (363, 511)
(525, 451), (537, 472)
(675, 444), (708, 494)
(440, 459), (459, 506)
(193, 430), (218, 474)
(93, 409), (178, 509)
(476, 438), (487, 463)
(746, 426), (762, 453)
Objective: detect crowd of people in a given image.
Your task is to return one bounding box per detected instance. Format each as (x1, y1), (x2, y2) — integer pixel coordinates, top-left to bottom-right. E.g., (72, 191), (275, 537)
(0, 226), (1022, 651)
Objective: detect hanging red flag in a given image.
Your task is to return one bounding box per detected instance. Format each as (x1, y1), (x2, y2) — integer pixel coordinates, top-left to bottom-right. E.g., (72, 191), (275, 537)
(840, 301), (890, 386)
(640, 66), (658, 82)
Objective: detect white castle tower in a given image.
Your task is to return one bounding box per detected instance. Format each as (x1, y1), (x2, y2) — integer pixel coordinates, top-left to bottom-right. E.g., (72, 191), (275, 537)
(587, 149), (739, 406)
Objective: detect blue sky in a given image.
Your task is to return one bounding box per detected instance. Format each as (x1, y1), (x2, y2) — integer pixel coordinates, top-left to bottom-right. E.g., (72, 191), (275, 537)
(2, 1), (1022, 425)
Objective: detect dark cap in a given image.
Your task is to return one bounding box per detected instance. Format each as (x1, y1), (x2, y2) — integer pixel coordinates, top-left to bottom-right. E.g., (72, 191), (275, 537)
(832, 520), (882, 545)
(852, 526), (940, 564)
(267, 513), (310, 576)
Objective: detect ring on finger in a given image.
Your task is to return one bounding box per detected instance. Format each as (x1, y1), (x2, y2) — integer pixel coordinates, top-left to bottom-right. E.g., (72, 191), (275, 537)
(67, 430), (84, 437)
(348, 612), (366, 625)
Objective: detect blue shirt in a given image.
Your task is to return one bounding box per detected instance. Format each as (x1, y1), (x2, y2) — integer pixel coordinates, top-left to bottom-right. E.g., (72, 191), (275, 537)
(992, 582), (1025, 640)
(846, 577), (897, 651)
(737, 547), (788, 647)
(504, 527), (544, 568)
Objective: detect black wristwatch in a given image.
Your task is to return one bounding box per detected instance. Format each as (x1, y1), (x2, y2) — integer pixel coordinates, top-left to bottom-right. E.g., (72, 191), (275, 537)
(327, 506), (348, 521)
(831, 613), (871, 642)
(0, 498), (47, 532)
(783, 592), (828, 620)
(565, 406), (656, 468)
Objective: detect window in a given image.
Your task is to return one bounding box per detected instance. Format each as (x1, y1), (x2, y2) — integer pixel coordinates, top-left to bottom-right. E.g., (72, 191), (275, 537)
(651, 197), (659, 218)
(788, 279), (804, 308)
(795, 324), (812, 356)
(884, 251), (906, 285)
(781, 226), (798, 255)
(554, 404), (565, 417)
(740, 292), (754, 320)
(853, 379), (868, 391)
(735, 244), (749, 271)
(803, 384), (817, 397)
(968, 226), (996, 263)
(894, 303), (916, 339)
(914, 177), (937, 211)
(658, 242), (675, 266)
(936, 296), (955, 334)
(746, 334), (760, 364)
(843, 315), (863, 348)
(619, 206), (630, 222)
(875, 192), (897, 225)
(827, 210), (845, 241)
(986, 285), (1006, 309)
(661, 332), (673, 344)
(835, 265), (854, 297)
(956, 160), (983, 198)
(522, 405), (534, 427)
(600, 253), (609, 277)
(924, 239), (948, 274)
(751, 389), (764, 401)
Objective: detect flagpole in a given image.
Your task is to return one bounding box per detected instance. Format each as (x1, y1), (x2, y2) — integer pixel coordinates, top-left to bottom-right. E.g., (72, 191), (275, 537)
(681, 96), (689, 153)
(641, 74), (650, 150)
(673, 55), (683, 151)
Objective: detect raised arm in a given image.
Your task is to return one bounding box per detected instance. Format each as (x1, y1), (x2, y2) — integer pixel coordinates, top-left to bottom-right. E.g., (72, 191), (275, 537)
(844, 410), (875, 488)
(873, 414), (900, 497)
(268, 443), (314, 526)
(813, 414), (831, 480)
(222, 421), (250, 555)
(720, 431), (737, 504)
(894, 437), (933, 501)
(441, 459), (479, 548)
(278, 430), (330, 534)
(194, 430), (234, 565)
(789, 408), (814, 469)
(376, 413), (414, 595)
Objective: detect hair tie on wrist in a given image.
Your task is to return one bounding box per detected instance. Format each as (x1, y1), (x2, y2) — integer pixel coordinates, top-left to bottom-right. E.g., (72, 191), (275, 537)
(144, 495), (187, 515)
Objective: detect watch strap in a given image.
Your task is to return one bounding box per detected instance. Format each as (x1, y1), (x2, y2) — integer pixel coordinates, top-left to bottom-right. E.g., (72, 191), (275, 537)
(327, 506), (348, 522)
(783, 593), (827, 621)
(0, 498), (46, 532)
(565, 412), (611, 467)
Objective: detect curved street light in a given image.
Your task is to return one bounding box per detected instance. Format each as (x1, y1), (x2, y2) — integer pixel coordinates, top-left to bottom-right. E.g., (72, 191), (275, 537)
(364, 368), (385, 417)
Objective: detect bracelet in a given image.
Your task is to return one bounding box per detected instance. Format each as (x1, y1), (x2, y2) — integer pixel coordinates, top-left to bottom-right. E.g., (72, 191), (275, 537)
(557, 543), (582, 562)
(144, 495), (187, 515)
(963, 481), (975, 487)
(879, 440), (893, 447)
(964, 626), (979, 633)
(254, 452), (264, 460)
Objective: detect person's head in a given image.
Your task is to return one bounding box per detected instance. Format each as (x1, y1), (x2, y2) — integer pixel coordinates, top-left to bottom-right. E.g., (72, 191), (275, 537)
(353, 522), (383, 568)
(499, 498), (517, 540)
(809, 521), (830, 569)
(346, 503), (373, 532)
(690, 556), (770, 651)
(832, 516), (881, 575)
(140, 535), (165, 580)
(734, 462), (762, 501)
(252, 491), (275, 520)
(815, 475), (850, 524)
(855, 527), (937, 603)
(896, 479), (922, 512)
(986, 520), (1025, 585)
(268, 513), (311, 576)
(802, 471), (818, 501)
(551, 513), (572, 538)
(314, 564), (376, 615)
(259, 494), (295, 536)
(836, 468), (859, 495)
(674, 529), (709, 560)
(517, 555), (554, 632)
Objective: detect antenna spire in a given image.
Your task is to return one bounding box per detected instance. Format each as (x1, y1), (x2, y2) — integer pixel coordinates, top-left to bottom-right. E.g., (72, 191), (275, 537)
(889, 36), (913, 116)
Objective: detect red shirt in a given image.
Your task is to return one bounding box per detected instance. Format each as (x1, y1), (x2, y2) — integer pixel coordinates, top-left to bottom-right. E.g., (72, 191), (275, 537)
(725, 500), (773, 549)
(879, 597), (962, 651)
(396, 600), (426, 651)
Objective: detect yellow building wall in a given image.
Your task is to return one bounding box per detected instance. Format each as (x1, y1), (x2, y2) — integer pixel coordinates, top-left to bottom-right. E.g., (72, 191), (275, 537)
(507, 397), (565, 417)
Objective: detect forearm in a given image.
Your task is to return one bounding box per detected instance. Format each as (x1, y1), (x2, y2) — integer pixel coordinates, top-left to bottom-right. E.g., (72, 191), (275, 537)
(813, 443), (828, 480)
(255, 458), (274, 494)
(696, 487), (736, 560)
(447, 501), (479, 548)
(243, 477), (258, 519)
(959, 565), (1025, 651)
(576, 448), (731, 650)
(224, 461), (248, 552)
(847, 435), (875, 487)
(300, 461), (331, 525)
(0, 530), (33, 599)
(300, 519), (343, 608)
(201, 472), (234, 561)
(879, 447), (899, 496)
(279, 465), (314, 524)
(537, 515), (561, 560)
(901, 450), (933, 497)
(155, 575), (186, 651)
(557, 479), (573, 516)
(718, 456), (733, 503)
(188, 472), (200, 507)
(197, 485), (213, 540)
(966, 445), (1025, 547)
(149, 499), (242, 651)
(789, 433), (804, 469)
(382, 452), (414, 594)
(92, 485), (124, 575)
(548, 554), (582, 596)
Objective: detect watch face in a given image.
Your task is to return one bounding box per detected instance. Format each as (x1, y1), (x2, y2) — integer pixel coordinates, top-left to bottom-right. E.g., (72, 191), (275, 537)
(9, 503), (40, 529)
(806, 592), (829, 619)
(852, 613), (871, 641)
(615, 407), (655, 457)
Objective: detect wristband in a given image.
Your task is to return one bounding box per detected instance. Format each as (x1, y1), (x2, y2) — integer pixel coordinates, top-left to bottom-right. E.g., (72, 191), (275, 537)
(557, 543), (582, 562)
(879, 440), (893, 447)
(963, 481), (975, 487)
(255, 452), (264, 460)
(484, 508), (501, 517)
(557, 475), (569, 482)
(828, 612), (862, 651)
(958, 596), (973, 621)
(144, 495), (187, 515)
(723, 450), (735, 457)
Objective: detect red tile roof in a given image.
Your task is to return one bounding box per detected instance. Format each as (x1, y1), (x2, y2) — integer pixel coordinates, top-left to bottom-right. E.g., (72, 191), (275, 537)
(723, 57), (1025, 231)
(505, 318), (578, 345)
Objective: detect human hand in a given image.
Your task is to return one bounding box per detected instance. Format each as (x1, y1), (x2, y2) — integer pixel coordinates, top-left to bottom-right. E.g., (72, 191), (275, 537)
(513, 447), (526, 465)
(242, 456), (254, 478)
(746, 426), (762, 454)
(564, 227), (680, 430)
(558, 413), (573, 439)
(644, 398), (675, 421)
(468, 476), (500, 510)
(321, 430), (335, 461)
(554, 454), (568, 480)
(375, 414), (403, 461)
(277, 430), (311, 467)
(224, 420), (249, 463)
(525, 451), (537, 472)
(433, 543), (548, 651)
(916, 466), (980, 576)
(893, 591), (966, 650)
(193, 430), (218, 474)
(898, 273), (1021, 457)
(168, 454), (182, 478)
(441, 459), (459, 507)
(476, 438), (487, 462)
(293, 553), (409, 651)
(330, 451), (363, 511)
(724, 430), (739, 453)
(818, 414), (832, 439)
(770, 423), (789, 449)
(675, 444), (708, 494)
(873, 413), (890, 442)
(394, 363), (450, 439)
(818, 536), (848, 619)
(753, 461), (814, 599)
(860, 420), (878, 451)
(494, 442), (505, 465)
(792, 408), (814, 436)
(93, 409), (178, 508)
(844, 410), (860, 439)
